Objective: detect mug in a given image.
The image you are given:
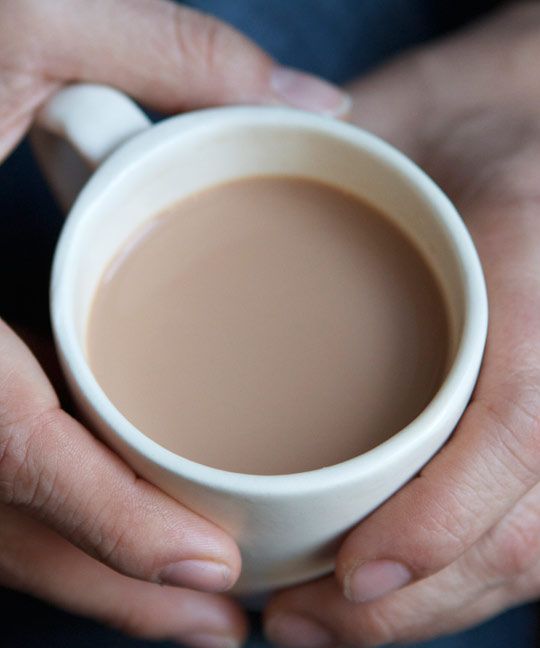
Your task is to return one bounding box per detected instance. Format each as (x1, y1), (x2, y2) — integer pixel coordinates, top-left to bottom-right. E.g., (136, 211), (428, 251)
(35, 83), (488, 595)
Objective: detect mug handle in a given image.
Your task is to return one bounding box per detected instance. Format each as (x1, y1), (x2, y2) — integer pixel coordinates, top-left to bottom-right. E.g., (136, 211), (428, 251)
(32, 83), (151, 210)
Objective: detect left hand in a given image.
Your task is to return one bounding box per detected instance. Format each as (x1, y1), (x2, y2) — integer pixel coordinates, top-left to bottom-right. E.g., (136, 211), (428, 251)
(0, 2), (347, 645)
(265, 3), (540, 645)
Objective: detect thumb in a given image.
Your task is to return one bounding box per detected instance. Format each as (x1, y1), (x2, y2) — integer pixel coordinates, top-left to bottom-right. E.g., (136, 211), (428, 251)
(3, 0), (349, 115)
(0, 319), (241, 593)
(345, 51), (433, 160)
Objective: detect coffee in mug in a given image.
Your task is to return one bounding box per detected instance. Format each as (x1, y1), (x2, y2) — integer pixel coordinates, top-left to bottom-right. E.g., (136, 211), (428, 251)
(88, 175), (449, 475)
(38, 86), (487, 592)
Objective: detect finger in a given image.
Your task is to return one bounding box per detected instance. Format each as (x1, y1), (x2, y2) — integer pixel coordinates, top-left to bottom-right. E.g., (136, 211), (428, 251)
(0, 73), (59, 160)
(0, 0), (348, 157)
(265, 484), (540, 648)
(264, 569), (512, 648)
(32, 0), (347, 111)
(451, 480), (540, 599)
(10, 322), (71, 408)
(263, 131), (540, 646)
(0, 504), (246, 648)
(333, 401), (539, 604)
(345, 51), (433, 158)
(346, 3), (540, 159)
(264, 482), (540, 647)
(326, 179), (540, 603)
(0, 319), (240, 592)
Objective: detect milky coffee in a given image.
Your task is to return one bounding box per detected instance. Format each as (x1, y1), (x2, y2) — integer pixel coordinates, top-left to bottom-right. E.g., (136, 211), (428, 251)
(87, 176), (448, 474)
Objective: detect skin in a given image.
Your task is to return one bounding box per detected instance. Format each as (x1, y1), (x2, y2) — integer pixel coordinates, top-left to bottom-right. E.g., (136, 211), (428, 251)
(0, 1), (346, 646)
(3, 0), (540, 646)
(265, 2), (540, 646)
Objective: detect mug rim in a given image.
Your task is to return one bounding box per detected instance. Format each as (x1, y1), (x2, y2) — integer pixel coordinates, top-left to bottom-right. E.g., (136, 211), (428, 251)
(51, 105), (488, 495)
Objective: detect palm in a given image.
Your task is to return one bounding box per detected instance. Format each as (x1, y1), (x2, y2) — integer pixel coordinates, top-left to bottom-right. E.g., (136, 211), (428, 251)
(267, 5), (540, 645)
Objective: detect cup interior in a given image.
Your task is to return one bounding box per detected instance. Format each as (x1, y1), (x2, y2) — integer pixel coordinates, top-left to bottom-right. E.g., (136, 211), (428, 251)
(51, 108), (483, 484)
(55, 109), (465, 363)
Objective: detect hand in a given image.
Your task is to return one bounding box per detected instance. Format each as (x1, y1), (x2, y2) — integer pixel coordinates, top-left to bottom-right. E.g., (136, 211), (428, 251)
(265, 3), (540, 646)
(0, 1), (348, 645)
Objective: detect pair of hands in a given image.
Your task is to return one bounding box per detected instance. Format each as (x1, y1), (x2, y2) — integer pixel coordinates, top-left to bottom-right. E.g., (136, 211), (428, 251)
(0, 2), (344, 646)
(2, 1), (540, 646)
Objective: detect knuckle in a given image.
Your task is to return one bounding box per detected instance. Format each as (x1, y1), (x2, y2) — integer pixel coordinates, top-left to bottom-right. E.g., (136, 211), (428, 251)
(505, 554), (540, 602)
(492, 513), (540, 580)
(99, 520), (136, 569)
(420, 110), (540, 209)
(0, 408), (62, 509)
(79, 475), (163, 579)
(344, 607), (397, 647)
(389, 479), (471, 574)
(497, 527), (540, 578)
(104, 604), (156, 640)
(79, 484), (136, 569)
(479, 377), (540, 485)
(172, 8), (230, 77)
(422, 490), (472, 556)
(1, 0), (43, 53)
(469, 498), (540, 584)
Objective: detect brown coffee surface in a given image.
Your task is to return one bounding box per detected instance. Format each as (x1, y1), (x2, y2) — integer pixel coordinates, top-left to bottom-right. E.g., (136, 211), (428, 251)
(88, 176), (448, 475)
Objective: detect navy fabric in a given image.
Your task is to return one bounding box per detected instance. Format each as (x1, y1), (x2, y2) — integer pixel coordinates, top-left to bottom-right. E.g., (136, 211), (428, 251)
(2, 1), (538, 646)
(0, 0), (501, 324)
(179, 0), (499, 83)
(0, 585), (538, 648)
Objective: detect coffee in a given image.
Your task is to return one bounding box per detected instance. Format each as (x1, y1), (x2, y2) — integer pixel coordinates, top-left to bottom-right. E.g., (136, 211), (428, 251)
(87, 176), (448, 475)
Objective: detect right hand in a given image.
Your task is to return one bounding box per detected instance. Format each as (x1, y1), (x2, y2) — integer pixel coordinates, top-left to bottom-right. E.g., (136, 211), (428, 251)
(265, 3), (540, 646)
(0, 1), (348, 645)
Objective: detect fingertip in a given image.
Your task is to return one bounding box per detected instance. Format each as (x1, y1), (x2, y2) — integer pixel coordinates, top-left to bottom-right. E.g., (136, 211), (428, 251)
(208, 531), (243, 590)
(265, 613), (335, 648)
(342, 559), (412, 604)
(153, 519), (242, 593)
(335, 525), (413, 603)
(262, 579), (345, 648)
(159, 559), (235, 593)
(169, 589), (249, 648)
(200, 593), (250, 648)
(270, 66), (351, 118)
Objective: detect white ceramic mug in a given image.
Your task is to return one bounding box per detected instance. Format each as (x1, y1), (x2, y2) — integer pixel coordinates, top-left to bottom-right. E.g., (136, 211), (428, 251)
(35, 83), (488, 595)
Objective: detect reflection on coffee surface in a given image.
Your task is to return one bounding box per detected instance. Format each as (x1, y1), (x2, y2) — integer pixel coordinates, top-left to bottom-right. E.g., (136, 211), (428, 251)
(87, 176), (449, 475)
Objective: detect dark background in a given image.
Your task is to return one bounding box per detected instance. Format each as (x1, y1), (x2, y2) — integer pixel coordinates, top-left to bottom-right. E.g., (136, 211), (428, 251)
(4, 1), (537, 647)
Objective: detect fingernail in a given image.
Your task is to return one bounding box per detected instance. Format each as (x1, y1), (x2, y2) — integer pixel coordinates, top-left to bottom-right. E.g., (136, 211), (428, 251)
(265, 613), (335, 648)
(159, 559), (232, 592)
(182, 633), (240, 648)
(344, 559), (412, 603)
(271, 66), (351, 117)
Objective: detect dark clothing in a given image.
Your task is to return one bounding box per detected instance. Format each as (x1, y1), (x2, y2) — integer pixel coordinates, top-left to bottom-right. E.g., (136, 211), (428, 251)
(3, 1), (538, 646)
